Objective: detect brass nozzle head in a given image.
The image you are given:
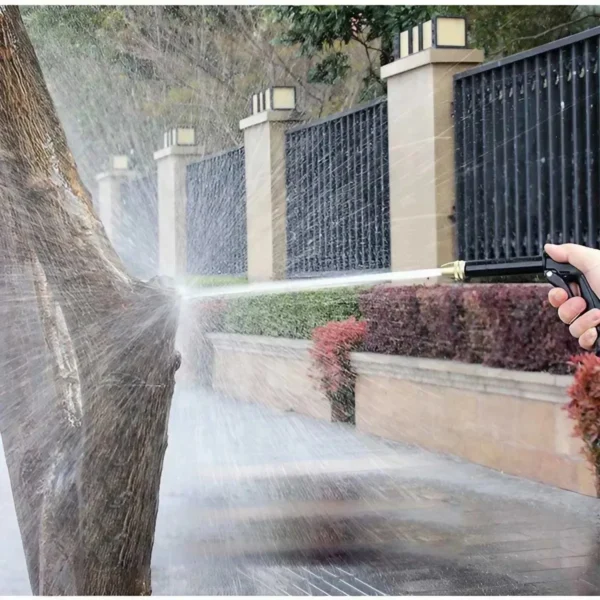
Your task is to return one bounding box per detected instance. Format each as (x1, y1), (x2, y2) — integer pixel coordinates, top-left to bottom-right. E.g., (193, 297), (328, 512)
(440, 260), (466, 281)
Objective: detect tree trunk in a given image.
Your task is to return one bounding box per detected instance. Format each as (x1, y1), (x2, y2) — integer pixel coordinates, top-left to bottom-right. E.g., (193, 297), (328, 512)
(0, 6), (180, 595)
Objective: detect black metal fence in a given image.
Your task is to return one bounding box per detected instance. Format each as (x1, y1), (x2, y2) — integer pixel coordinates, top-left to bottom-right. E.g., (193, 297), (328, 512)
(454, 27), (600, 261)
(116, 174), (158, 279)
(285, 97), (390, 276)
(186, 146), (247, 276)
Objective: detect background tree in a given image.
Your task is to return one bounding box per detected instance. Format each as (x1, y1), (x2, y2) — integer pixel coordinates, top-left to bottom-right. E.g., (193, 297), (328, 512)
(267, 6), (437, 100)
(22, 6), (372, 187)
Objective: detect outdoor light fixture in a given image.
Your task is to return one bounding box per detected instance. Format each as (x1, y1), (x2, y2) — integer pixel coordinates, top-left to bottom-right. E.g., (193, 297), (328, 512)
(251, 86), (297, 115)
(429, 16), (468, 49)
(412, 25), (421, 54)
(393, 15), (468, 60)
(265, 86), (296, 111)
(399, 30), (410, 59)
(164, 127), (196, 148)
(421, 20), (433, 50)
(112, 155), (129, 170)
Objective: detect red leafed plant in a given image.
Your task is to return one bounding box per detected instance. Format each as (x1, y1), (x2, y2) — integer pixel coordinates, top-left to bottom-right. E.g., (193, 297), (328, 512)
(310, 317), (367, 424)
(567, 353), (600, 496)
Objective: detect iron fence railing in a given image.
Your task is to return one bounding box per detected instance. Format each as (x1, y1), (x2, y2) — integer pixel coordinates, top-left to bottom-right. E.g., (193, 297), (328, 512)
(285, 97), (390, 276)
(454, 27), (600, 261)
(186, 146), (247, 276)
(117, 174), (158, 279)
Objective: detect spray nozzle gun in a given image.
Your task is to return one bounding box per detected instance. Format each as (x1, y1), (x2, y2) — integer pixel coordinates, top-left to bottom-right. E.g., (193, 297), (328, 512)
(441, 252), (600, 355)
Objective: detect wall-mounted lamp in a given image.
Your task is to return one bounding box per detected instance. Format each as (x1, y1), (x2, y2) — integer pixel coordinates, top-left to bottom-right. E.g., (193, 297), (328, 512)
(251, 86), (297, 115)
(265, 86), (296, 111)
(412, 25), (421, 54)
(164, 126), (196, 149)
(399, 30), (410, 59)
(112, 155), (129, 170)
(428, 16), (468, 49)
(393, 15), (468, 60)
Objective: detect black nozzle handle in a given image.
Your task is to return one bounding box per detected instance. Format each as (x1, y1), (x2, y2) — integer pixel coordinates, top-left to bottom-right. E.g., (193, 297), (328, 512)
(544, 255), (600, 356)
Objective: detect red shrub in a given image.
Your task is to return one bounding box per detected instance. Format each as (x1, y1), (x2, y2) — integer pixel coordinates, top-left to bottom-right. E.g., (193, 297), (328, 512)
(360, 283), (579, 374)
(567, 354), (600, 495)
(416, 285), (466, 360)
(310, 317), (366, 423)
(357, 286), (425, 357)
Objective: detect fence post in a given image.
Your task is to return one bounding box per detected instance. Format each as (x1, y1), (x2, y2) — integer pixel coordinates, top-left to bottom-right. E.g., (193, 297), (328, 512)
(95, 155), (132, 243)
(382, 18), (484, 273)
(240, 87), (300, 282)
(154, 127), (202, 280)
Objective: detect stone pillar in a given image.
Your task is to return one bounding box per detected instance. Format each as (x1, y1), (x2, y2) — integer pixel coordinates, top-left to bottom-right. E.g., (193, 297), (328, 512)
(154, 127), (202, 280)
(240, 87), (300, 282)
(383, 24), (484, 272)
(95, 155), (132, 243)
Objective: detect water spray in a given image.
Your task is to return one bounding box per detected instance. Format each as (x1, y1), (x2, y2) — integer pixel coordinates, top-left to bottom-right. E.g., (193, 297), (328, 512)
(181, 252), (600, 353)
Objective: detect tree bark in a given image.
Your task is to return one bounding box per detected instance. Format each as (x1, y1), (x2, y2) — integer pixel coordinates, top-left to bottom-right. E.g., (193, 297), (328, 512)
(0, 6), (180, 595)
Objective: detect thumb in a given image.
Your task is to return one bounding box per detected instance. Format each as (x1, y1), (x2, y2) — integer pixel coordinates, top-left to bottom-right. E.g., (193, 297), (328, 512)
(544, 243), (600, 276)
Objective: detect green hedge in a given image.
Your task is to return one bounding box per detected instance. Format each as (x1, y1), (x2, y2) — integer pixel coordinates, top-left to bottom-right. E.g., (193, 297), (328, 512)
(186, 275), (247, 288)
(222, 288), (362, 339)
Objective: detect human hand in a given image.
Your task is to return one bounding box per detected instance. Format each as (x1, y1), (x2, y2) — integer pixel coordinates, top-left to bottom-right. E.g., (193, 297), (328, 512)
(545, 243), (600, 350)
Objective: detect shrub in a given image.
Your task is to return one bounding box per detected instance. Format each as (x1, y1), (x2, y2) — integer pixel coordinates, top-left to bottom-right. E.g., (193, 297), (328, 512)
(185, 275), (247, 288)
(358, 285), (424, 356)
(310, 317), (367, 424)
(222, 288), (361, 339)
(567, 354), (600, 496)
(360, 284), (579, 373)
(416, 285), (467, 361)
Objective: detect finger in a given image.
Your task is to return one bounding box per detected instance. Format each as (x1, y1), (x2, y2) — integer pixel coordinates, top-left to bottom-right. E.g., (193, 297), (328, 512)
(569, 309), (600, 338)
(548, 287), (568, 308)
(579, 327), (598, 351)
(557, 296), (587, 325)
(545, 243), (600, 276)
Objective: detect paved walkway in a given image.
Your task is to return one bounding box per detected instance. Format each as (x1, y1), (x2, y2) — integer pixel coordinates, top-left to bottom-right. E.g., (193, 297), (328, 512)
(1, 387), (599, 595)
(152, 388), (600, 596)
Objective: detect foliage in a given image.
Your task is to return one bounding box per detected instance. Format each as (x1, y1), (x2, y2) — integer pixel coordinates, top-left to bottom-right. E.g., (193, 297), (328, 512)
(186, 275), (247, 288)
(310, 317), (366, 423)
(268, 6), (437, 99)
(269, 5), (600, 98)
(360, 284), (579, 374)
(567, 354), (600, 495)
(221, 288), (361, 339)
(23, 5), (373, 185)
(453, 5), (600, 59)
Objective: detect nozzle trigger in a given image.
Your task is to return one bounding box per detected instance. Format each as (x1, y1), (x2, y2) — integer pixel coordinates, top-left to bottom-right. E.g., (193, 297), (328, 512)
(545, 270), (574, 299)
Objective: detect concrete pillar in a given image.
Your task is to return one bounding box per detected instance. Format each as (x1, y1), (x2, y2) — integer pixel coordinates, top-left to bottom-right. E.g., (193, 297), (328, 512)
(154, 127), (202, 280)
(240, 88), (300, 282)
(95, 155), (132, 243)
(382, 46), (484, 272)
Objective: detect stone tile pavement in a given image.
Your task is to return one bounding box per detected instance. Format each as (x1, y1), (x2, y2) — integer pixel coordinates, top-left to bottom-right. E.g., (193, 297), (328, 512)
(1, 386), (598, 595)
(152, 388), (600, 595)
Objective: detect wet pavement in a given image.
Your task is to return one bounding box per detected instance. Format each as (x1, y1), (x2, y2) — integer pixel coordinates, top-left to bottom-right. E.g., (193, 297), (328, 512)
(152, 388), (600, 596)
(1, 387), (599, 595)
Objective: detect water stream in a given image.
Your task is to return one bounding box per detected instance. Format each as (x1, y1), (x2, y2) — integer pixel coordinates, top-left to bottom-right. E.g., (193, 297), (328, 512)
(180, 267), (446, 301)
